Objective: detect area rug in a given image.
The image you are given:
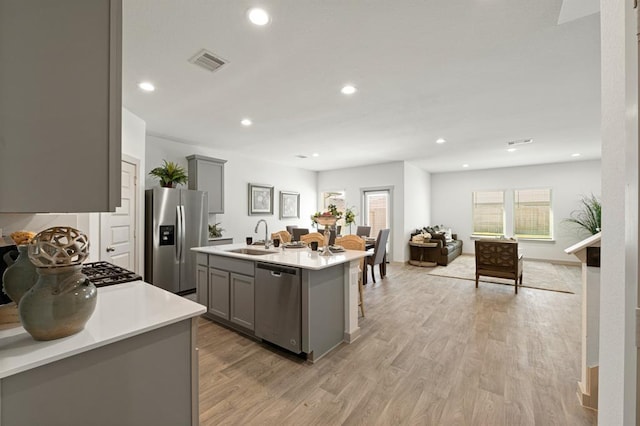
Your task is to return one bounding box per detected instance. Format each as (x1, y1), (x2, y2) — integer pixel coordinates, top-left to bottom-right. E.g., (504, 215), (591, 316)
(426, 255), (575, 294)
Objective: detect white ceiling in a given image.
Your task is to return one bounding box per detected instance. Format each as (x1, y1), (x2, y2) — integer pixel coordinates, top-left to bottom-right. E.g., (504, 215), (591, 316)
(122, 0), (601, 173)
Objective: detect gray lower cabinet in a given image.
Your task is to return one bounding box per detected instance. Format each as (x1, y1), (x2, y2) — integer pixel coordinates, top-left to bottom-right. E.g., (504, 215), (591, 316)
(230, 273), (255, 330)
(1, 319), (198, 426)
(195, 264), (208, 307)
(201, 255), (255, 333)
(208, 268), (230, 320)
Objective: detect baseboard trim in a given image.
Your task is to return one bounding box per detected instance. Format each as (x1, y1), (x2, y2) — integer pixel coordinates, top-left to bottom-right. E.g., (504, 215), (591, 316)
(344, 328), (361, 343)
(577, 365), (598, 411)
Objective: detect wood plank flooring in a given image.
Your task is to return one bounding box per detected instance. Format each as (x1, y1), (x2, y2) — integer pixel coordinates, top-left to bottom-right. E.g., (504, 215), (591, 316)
(197, 262), (596, 425)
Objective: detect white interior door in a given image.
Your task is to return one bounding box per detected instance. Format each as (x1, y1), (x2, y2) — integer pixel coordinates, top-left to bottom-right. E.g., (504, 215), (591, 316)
(100, 159), (137, 270)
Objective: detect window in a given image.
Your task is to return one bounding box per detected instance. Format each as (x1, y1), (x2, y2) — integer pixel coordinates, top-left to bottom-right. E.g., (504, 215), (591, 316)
(472, 191), (504, 236)
(514, 188), (552, 239)
(363, 189), (390, 238)
(322, 191), (345, 211)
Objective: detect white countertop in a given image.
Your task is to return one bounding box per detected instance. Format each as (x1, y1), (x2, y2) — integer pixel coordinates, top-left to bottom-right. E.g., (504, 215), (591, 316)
(192, 243), (370, 270)
(0, 281), (205, 379)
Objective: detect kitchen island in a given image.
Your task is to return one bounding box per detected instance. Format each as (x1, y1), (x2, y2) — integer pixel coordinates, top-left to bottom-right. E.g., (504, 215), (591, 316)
(191, 243), (369, 361)
(0, 282), (205, 426)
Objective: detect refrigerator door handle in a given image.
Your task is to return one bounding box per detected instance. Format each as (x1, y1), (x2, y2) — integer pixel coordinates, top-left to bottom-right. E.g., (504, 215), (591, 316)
(176, 205), (182, 261)
(180, 205), (187, 261)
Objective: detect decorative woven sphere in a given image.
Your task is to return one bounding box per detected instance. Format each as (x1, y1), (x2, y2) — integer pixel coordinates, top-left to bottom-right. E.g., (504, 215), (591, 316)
(28, 226), (90, 267)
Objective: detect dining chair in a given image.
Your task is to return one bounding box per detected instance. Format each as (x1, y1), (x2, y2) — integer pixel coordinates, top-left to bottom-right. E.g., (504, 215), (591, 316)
(475, 239), (523, 294)
(270, 230), (291, 244)
(300, 232), (325, 246)
(335, 235), (366, 317)
(356, 226), (371, 237)
(365, 228), (390, 284)
(291, 228), (309, 242)
(286, 225), (298, 235)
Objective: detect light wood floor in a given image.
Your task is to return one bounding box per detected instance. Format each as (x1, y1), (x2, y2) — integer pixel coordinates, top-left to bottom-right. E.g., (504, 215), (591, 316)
(197, 262), (597, 425)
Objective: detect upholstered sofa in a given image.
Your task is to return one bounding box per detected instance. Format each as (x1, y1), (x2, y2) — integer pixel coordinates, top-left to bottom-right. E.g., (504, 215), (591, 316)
(410, 227), (463, 266)
(428, 232), (463, 265)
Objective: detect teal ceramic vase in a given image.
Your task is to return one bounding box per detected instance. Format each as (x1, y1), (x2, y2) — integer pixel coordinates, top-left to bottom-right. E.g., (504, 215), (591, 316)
(18, 226), (95, 341)
(19, 264), (97, 341)
(2, 245), (38, 305)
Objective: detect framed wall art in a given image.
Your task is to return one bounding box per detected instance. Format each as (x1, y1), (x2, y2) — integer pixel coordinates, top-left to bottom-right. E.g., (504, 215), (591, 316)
(248, 183), (274, 215)
(280, 191), (300, 219)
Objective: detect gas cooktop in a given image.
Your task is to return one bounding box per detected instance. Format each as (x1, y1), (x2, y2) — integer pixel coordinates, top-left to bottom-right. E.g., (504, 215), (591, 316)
(81, 261), (141, 287)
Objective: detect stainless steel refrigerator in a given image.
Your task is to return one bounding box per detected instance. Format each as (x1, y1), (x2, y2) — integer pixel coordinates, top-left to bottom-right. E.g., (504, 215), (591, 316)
(144, 188), (207, 293)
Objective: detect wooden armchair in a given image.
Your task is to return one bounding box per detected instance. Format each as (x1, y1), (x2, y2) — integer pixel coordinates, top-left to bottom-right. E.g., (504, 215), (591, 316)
(300, 232), (325, 246)
(271, 230), (291, 243)
(475, 239), (523, 294)
(335, 235), (366, 317)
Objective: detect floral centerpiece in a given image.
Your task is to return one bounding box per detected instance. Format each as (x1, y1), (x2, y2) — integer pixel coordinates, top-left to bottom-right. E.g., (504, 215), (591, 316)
(311, 204), (342, 227)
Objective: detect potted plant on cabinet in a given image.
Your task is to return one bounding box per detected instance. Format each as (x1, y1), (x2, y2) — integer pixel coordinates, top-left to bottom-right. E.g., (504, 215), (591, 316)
(148, 160), (188, 188)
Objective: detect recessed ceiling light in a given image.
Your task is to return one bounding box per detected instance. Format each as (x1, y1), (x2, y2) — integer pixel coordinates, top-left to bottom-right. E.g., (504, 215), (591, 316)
(507, 148), (517, 152)
(571, 153), (581, 157)
(248, 8), (270, 26)
(436, 138), (446, 144)
(241, 118), (252, 126)
(462, 164), (469, 168)
(341, 85), (357, 95)
(138, 82), (155, 92)
(312, 153), (319, 157)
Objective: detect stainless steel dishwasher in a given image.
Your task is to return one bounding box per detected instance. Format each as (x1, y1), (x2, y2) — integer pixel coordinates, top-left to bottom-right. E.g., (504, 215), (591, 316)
(255, 262), (302, 354)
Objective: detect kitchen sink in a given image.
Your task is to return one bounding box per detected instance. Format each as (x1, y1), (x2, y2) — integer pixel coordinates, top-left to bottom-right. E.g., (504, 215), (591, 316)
(227, 248), (278, 256)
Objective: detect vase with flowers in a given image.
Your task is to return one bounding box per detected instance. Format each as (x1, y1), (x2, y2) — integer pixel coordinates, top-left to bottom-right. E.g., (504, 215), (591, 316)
(344, 207), (357, 234)
(311, 205), (343, 256)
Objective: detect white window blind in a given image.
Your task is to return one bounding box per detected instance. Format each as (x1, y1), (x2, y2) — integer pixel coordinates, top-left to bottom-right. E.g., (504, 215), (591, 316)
(472, 191), (504, 236)
(514, 188), (552, 239)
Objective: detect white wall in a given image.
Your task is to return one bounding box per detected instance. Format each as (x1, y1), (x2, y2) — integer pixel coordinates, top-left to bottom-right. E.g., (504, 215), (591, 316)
(403, 161), (431, 260)
(317, 161), (407, 262)
(0, 214), (79, 238)
(146, 134), (317, 243)
(599, 0), (638, 423)
(431, 160), (601, 262)
(80, 108), (147, 265)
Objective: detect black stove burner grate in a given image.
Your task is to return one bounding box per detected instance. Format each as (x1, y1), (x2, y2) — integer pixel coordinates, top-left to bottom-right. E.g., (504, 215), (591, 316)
(82, 261), (141, 287)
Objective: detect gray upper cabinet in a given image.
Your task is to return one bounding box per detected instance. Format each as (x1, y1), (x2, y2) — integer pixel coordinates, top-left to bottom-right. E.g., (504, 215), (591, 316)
(186, 155), (226, 214)
(0, 0), (122, 213)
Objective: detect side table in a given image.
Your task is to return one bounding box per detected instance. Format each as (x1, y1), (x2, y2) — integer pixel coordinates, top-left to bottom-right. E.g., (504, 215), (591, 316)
(408, 241), (439, 267)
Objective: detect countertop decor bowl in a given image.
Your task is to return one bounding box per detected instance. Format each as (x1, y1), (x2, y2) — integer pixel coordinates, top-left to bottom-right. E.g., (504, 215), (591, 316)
(314, 215), (337, 227)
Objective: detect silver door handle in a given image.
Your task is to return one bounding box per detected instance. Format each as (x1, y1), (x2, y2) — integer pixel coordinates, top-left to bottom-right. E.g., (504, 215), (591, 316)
(106, 246), (115, 252)
(176, 205), (182, 261)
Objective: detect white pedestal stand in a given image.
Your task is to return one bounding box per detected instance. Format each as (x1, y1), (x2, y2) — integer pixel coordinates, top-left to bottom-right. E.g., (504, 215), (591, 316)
(565, 232), (601, 411)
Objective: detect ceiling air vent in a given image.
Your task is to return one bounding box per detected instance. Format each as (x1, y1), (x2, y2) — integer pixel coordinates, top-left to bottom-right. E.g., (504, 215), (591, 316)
(189, 49), (227, 73)
(507, 138), (533, 147)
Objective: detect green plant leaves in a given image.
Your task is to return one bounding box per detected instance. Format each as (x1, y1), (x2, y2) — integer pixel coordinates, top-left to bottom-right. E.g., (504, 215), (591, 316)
(564, 194), (601, 235)
(149, 160), (188, 187)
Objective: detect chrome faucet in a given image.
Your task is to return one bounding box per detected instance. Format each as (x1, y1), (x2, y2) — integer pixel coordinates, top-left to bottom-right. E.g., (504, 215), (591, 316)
(254, 219), (270, 249)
